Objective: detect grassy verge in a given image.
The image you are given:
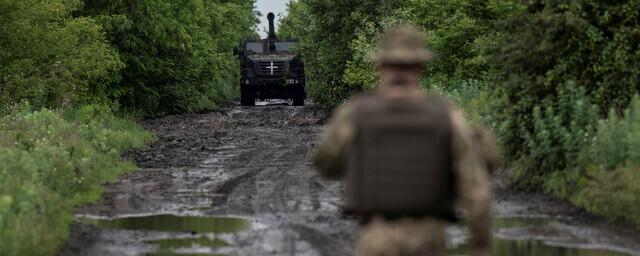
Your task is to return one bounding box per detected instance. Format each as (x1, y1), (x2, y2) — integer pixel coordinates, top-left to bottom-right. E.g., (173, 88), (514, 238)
(548, 97), (640, 227)
(0, 104), (154, 255)
(434, 79), (640, 228)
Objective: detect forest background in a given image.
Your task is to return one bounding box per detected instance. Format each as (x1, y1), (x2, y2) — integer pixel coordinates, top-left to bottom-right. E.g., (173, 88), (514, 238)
(1, 0), (639, 255)
(0, 0), (257, 254)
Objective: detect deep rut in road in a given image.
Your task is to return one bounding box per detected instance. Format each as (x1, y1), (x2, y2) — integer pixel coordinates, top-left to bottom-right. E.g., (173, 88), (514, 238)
(60, 101), (640, 256)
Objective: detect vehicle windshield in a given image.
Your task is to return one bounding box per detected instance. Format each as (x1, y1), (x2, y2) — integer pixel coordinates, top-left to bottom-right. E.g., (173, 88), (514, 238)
(245, 42), (263, 54)
(275, 42), (295, 52)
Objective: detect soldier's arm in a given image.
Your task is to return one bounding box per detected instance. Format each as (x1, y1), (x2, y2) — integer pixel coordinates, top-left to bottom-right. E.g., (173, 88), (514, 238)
(450, 109), (493, 256)
(472, 126), (501, 174)
(312, 102), (357, 179)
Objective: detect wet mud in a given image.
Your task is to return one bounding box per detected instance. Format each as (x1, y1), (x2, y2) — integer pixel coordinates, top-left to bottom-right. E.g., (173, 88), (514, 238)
(60, 101), (640, 256)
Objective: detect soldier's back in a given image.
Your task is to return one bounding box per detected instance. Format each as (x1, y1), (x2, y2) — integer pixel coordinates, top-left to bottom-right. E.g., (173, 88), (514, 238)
(344, 93), (458, 221)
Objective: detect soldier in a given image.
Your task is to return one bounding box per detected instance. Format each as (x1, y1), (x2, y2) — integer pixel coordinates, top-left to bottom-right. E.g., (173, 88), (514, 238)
(313, 24), (492, 256)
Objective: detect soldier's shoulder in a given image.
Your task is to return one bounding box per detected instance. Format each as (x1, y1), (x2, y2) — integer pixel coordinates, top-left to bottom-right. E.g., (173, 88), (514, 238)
(411, 93), (457, 117)
(339, 92), (378, 109)
(328, 95), (365, 120)
(423, 93), (456, 107)
(350, 90), (379, 102)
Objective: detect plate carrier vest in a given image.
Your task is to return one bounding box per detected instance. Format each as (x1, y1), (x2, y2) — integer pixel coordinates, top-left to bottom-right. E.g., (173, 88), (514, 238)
(344, 94), (457, 221)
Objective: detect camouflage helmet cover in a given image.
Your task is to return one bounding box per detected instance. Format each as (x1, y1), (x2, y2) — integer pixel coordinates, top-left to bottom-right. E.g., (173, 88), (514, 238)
(372, 24), (433, 65)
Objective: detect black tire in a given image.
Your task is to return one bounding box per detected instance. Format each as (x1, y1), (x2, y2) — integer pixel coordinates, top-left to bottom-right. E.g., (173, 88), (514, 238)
(240, 87), (255, 106)
(292, 88), (305, 106)
(292, 97), (305, 106)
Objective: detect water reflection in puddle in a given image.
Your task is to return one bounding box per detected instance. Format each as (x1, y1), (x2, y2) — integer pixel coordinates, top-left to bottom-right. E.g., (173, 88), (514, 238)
(78, 215), (633, 256)
(79, 214), (249, 234)
(79, 215), (249, 256)
(451, 217), (631, 256)
(452, 239), (629, 256)
(148, 237), (229, 250)
(146, 251), (232, 256)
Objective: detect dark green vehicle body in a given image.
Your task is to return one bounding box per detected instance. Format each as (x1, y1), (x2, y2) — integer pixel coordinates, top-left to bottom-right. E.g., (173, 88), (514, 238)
(237, 13), (306, 106)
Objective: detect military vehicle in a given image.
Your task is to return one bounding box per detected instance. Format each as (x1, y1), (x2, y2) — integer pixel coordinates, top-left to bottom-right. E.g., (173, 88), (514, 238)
(236, 12), (306, 106)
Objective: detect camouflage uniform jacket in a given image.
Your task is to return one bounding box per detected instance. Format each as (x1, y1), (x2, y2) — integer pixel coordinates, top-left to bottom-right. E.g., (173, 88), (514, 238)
(312, 93), (493, 253)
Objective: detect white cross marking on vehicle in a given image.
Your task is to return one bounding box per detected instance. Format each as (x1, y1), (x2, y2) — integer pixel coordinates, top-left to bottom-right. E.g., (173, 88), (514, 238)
(268, 61), (279, 75)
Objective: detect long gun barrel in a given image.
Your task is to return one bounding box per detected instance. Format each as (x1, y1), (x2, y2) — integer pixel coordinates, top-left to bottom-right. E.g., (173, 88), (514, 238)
(267, 12), (277, 39)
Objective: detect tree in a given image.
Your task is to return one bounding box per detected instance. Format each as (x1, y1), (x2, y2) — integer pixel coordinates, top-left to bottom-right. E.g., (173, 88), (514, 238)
(279, 0), (406, 107)
(0, 0), (123, 109)
(77, 0), (258, 116)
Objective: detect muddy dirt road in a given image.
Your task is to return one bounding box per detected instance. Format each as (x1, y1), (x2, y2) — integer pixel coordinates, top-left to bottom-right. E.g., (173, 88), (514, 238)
(61, 101), (640, 256)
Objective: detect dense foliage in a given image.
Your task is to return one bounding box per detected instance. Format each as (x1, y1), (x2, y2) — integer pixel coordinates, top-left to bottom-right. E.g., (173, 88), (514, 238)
(1, 1), (257, 254)
(281, 0), (640, 226)
(0, 0), (123, 109)
(569, 97), (640, 226)
(489, 1), (640, 187)
(0, 104), (153, 255)
(279, 0), (521, 108)
(1, 0), (257, 115)
(77, 0), (258, 116)
(279, 0), (405, 106)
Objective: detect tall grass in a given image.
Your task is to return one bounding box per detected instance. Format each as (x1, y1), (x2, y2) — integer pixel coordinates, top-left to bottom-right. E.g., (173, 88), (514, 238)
(560, 97), (640, 226)
(0, 104), (154, 255)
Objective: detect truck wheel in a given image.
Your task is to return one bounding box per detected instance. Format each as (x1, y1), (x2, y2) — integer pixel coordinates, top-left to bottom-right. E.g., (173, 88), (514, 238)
(240, 88), (255, 106)
(292, 96), (305, 106)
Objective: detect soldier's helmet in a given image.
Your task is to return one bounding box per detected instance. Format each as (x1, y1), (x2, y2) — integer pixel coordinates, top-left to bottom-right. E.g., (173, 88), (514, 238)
(372, 24), (433, 65)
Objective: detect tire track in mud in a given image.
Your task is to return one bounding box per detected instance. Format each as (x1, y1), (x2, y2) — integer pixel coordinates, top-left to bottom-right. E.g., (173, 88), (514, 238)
(61, 101), (357, 256)
(60, 101), (640, 256)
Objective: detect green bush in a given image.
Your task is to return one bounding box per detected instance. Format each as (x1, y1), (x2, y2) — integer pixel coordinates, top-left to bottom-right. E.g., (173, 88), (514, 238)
(76, 0), (258, 116)
(0, 173), (67, 256)
(487, 0), (640, 188)
(279, 0), (406, 107)
(564, 97), (640, 226)
(580, 98), (640, 171)
(407, 0), (523, 79)
(0, 105), (154, 255)
(573, 166), (640, 227)
(424, 75), (489, 124)
(507, 84), (599, 189)
(1, 0), (258, 116)
(280, 0), (521, 108)
(0, 0), (124, 109)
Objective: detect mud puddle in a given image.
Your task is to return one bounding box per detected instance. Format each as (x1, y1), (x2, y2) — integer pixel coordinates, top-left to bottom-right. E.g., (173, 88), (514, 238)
(451, 217), (632, 255)
(77, 215), (249, 255)
(75, 214), (633, 256)
(78, 215), (250, 234)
